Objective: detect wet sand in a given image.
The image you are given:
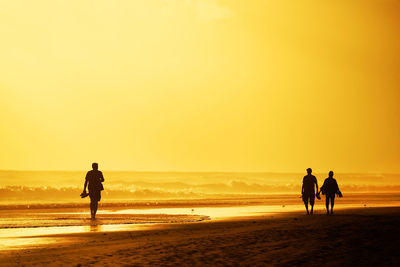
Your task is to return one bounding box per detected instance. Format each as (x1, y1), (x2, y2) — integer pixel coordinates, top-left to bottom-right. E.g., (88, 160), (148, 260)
(1, 207), (400, 266)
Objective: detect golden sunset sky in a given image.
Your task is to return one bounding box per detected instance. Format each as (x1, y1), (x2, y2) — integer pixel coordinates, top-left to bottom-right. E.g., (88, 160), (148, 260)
(0, 0), (399, 173)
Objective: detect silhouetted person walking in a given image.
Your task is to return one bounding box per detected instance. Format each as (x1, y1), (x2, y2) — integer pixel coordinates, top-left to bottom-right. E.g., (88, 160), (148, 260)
(320, 171), (341, 215)
(302, 168), (318, 214)
(82, 163), (104, 220)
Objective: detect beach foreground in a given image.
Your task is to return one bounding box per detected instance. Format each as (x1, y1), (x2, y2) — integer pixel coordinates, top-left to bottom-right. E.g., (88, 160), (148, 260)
(1, 207), (399, 266)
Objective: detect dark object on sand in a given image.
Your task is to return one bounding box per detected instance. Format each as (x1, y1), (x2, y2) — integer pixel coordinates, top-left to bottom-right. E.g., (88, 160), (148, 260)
(80, 191), (89, 198)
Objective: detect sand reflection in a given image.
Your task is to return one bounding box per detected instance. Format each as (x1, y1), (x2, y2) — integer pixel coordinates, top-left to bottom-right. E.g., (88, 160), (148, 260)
(0, 237), (57, 250)
(89, 223), (102, 232)
(0, 224), (157, 250)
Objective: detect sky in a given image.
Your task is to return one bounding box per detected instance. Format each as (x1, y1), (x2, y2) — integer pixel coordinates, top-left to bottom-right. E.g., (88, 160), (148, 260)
(0, 0), (399, 173)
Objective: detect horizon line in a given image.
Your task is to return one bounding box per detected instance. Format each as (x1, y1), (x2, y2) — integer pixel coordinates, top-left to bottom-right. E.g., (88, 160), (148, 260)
(0, 169), (399, 175)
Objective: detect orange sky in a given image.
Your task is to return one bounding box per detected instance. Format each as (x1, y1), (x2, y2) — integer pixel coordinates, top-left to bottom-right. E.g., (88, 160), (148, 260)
(0, 0), (399, 173)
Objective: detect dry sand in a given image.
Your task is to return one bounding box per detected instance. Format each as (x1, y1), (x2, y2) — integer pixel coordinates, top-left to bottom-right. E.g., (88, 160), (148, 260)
(1, 207), (399, 266)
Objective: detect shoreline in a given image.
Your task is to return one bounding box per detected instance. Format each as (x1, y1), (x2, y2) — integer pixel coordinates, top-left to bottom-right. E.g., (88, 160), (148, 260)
(2, 200), (400, 230)
(1, 202), (400, 229)
(1, 206), (400, 266)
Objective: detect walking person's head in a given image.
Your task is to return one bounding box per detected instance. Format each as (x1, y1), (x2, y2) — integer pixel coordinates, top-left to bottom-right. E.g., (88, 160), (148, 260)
(307, 168), (312, 175)
(329, 171), (334, 178)
(92, 162), (98, 170)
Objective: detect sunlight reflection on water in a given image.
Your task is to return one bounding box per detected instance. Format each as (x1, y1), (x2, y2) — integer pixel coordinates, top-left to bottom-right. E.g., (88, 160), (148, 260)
(0, 204), (299, 250)
(0, 223), (156, 250)
(105, 204), (302, 219)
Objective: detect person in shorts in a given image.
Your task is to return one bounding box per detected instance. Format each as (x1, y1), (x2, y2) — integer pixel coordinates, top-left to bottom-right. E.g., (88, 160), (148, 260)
(82, 162), (105, 220)
(302, 168), (319, 215)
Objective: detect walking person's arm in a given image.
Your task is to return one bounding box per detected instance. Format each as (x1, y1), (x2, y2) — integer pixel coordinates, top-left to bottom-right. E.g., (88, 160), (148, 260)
(335, 180), (342, 197)
(99, 171), (104, 183)
(320, 180), (325, 195)
(83, 172), (89, 193)
(83, 179), (88, 193)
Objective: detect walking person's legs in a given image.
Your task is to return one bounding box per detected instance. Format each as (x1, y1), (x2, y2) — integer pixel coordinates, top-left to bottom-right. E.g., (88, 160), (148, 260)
(330, 195), (335, 214)
(89, 190), (101, 220)
(325, 196), (330, 215)
(90, 201), (99, 219)
(90, 200), (95, 219)
(93, 201), (98, 217)
(303, 195), (309, 214)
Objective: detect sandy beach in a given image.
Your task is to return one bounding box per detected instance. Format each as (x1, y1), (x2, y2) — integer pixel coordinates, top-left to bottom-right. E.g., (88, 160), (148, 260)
(2, 0), (400, 265)
(1, 206), (399, 266)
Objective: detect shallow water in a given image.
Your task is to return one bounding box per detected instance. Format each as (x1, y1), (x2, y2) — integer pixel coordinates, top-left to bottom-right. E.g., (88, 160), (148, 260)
(0, 223), (156, 250)
(0, 204), (297, 250)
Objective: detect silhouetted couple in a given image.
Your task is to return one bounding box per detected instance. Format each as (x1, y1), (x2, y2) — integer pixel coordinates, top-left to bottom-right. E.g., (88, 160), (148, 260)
(82, 163), (104, 220)
(302, 168), (341, 215)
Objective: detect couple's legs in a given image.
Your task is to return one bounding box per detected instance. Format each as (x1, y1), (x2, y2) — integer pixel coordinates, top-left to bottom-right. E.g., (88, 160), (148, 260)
(325, 195), (335, 214)
(304, 202), (314, 214)
(304, 201), (309, 214)
(310, 197), (314, 214)
(304, 195), (315, 214)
